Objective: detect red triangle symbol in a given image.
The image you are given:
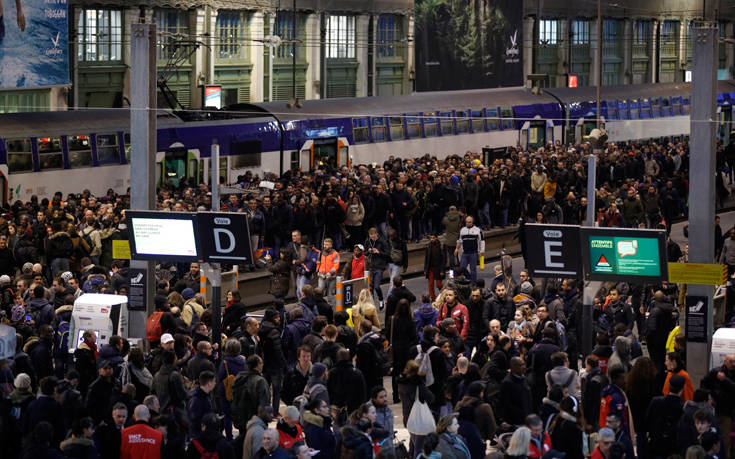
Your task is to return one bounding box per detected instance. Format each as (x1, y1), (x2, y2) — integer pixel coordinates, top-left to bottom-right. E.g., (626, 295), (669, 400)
(598, 254), (608, 264)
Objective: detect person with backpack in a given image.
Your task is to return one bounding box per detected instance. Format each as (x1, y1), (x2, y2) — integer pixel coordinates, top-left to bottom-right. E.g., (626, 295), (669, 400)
(408, 325), (448, 415)
(231, 354), (271, 435)
(545, 351), (581, 399)
(216, 338), (247, 441)
(151, 349), (188, 426)
(27, 284), (54, 329)
(356, 320), (388, 391)
(180, 289), (204, 329)
(313, 325), (344, 369)
(646, 290), (677, 379)
(53, 304), (73, 378)
(185, 412), (236, 459)
(646, 374), (686, 458)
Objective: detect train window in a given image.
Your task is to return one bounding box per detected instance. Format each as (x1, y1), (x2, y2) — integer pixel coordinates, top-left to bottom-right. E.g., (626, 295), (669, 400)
(471, 110), (485, 133)
(5, 138), (33, 174)
(487, 108), (499, 130)
(500, 107), (513, 130)
(37, 137), (63, 170)
(406, 114), (421, 139)
(123, 133), (131, 161)
(682, 97), (691, 115)
(640, 98), (651, 119)
(662, 98), (672, 116)
(389, 117), (405, 140)
(67, 136), (93, 168)
(371, 117), (387, 141)
(456, 110), (469, 134)
(651, 98), (661, 117)
(439, 112), (454, 135)
(96, 134), (121, 164)
(423, 112), (438, 137)
(231, 154), (260, 168)
(352, 118), (369, 143)
(629, 100), (640, 120)
(606, 101), (618, 120)
(672, 100), (682, 115)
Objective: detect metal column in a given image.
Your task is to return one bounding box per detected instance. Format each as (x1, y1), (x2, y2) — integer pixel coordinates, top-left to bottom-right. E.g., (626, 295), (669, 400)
(208, 141), (223, 349)
(687, 23), (718, 385)
(582, 154), (601, 357)
(129, 23), (157, 339)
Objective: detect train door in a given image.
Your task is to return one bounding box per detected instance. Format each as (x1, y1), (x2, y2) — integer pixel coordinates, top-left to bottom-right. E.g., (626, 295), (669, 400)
(314, 138), (338, 169)
(574, 116), (603, 144)
(161, 148), (200, 187)
(520, 119), (553, 150)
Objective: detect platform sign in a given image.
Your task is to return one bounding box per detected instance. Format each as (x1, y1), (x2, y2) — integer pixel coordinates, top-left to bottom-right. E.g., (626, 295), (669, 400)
(521, 223), (582, 278)
(668, 263), (727, 285)
(112, 240), (131, 260)
(685, 295), (708, 343)
(581, 227), (667, 282)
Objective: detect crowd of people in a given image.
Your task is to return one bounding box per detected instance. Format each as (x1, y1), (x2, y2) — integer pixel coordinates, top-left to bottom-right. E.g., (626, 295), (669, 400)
(0, 137), (734, 459)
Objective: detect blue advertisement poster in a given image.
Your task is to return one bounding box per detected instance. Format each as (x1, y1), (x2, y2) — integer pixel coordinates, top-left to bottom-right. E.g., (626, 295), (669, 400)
(0, 0), (69, 88)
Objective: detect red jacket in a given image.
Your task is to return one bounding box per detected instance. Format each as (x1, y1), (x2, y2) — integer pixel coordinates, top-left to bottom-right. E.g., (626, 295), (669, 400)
(349, 255), (365, 280)
(120, 422), (163, 459)
(528, 432), (552, 459)
(278, 423), (304, 449)
(437, 301), (470, 340)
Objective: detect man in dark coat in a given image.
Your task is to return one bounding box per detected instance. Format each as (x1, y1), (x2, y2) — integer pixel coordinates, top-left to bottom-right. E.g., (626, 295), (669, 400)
(259, 308), (287, 411)
(327, 348), (367, 412)
(499, 357), (533, 426)
(701, 353), (735, 455)
(187, 371), (216, 436)
(24, 375), (66, 447)
(489, 283), (515, 331)
(646, 375), (686, 458)
(646, 291), (677, 378)
(187, 340), (216, 382)
(86, 359), (121, 424)
(384, 275), (416, 339)
(93, 402), (128, 459)
(466, 287), (489, 355)
(29, 324), (54, 379)
(527, 327), (561, 408)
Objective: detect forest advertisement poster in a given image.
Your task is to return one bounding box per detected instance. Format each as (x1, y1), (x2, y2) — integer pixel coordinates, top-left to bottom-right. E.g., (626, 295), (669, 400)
(415, 0), (523, 90)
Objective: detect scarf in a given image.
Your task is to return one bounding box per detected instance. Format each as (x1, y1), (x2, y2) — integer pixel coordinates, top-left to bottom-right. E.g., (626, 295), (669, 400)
(130, 364), (154, 389)
(444, 433), (471, 458)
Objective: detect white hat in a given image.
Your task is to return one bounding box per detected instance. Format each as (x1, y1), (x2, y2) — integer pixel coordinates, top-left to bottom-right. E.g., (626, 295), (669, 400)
(355, 244), (365, 251)
(160, 333), (174, 344)
(0, 275), (10, 285)
(14, 373), (31, 390)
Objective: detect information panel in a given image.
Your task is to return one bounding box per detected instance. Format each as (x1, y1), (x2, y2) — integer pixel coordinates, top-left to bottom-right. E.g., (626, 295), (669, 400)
(127, 211), (200, 262)
(580, 227), (667, 282)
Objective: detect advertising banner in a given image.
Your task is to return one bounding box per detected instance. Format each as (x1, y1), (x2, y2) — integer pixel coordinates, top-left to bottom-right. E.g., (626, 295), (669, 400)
(0, 0), (69, 88)
(415, 0), (522, 90)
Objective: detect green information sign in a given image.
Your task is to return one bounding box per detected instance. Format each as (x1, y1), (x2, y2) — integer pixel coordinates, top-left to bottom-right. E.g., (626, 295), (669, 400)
(581, 227), (667, 282)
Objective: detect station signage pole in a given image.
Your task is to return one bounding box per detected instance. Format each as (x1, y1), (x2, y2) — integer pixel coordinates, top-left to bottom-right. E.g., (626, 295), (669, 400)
(129, 23), (157, 339)
(208, 141), (223, 350)
(687, 22), (718, 384)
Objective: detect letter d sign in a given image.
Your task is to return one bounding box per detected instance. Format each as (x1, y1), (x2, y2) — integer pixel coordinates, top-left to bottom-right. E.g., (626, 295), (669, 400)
(213, 228), (235, 253)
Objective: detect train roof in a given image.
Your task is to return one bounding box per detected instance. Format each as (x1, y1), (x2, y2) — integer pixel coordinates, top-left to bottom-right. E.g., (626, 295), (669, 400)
(544, 80), (735, 103)
(253, 86), (559, 121)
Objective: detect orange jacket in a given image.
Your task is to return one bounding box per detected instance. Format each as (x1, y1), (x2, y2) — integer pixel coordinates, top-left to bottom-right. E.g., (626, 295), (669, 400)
(317, 249), (340, 275)
(120, 422), (163, 459)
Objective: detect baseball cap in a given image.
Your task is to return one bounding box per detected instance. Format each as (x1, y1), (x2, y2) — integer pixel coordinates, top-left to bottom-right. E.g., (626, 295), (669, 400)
(61, 271), (74, 282)
(160, 333), (175, 344)
(354, 244), (364, 251)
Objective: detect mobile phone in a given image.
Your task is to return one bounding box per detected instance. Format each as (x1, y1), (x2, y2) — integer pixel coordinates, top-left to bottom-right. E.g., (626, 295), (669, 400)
(24, 315), (31, 322)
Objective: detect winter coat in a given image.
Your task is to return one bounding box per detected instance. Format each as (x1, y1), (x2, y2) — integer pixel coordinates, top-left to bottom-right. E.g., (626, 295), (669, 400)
(243, 415), (268, 459)
(437, 432), (471, 459)
(327, 359), (367, 412)
(455, 395), (497, 440)
(550, 415), (584, 459)
(60, 436), (99, 459)
(86, 376), (120, 424)
(340, 425), (374, 459)
(351, 303), (380, 336)
(408, 338), (449, 410)
(24, 395), (66, 447)
(443, 210), (462, 245)
(364, 236), (389, 271)
(545, 366), (581, 399)
(259, 319), (286, 376)
(701, 365), (735, 416)
(437, 301), (470, 340)
(46, 231), (74, 260)
(499, 373), (532, 425)
(284, 316), (311, 365)
(414, 303), (439, 339)
(152, 363), (187, 412)
(344, 202), (365, 227)
(302, 412), (337, 459)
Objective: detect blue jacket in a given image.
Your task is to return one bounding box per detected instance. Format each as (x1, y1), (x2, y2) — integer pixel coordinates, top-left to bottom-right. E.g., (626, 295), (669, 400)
(188, 386), (213, 436)
(284, 317), (311, 365)
(28, 297), (55, 327)
(414, 303), (438, 339)
(302, 411), (336, 459)
(217, 355), (247, 404)
(98, 344), (125, 379)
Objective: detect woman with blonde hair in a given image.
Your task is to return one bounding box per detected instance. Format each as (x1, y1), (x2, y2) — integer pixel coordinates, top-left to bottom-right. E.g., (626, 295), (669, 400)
(505, 426), (531, 459)
(432, 288), (450, 311)
(351, 288), (380, 337)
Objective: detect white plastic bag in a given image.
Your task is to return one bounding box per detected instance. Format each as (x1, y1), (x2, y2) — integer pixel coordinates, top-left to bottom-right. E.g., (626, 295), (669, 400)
(406, 388), (436, 435)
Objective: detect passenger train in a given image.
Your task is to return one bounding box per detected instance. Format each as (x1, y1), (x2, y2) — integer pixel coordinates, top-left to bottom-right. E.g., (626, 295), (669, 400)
(1, 80), (734, 203)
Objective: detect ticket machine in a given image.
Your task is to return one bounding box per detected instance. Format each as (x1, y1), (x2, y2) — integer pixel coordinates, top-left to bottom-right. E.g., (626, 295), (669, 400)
(69, 294), (129, 350)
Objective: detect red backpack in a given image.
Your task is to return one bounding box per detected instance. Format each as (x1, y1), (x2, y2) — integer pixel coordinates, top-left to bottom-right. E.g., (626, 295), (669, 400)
(145, 311), (163, 343)
(192, 440), (218, 459)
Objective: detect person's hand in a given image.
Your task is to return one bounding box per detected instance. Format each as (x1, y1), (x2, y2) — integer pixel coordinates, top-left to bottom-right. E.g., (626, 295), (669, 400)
(17, 11), (26, 31)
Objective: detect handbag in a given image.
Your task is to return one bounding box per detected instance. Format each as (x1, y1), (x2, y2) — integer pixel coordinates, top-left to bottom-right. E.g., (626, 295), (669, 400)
(406, 387), (436, 435)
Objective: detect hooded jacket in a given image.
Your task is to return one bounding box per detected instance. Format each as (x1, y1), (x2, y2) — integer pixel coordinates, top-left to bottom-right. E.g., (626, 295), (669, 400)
(243, 415), (268, 459)
(302, 411), (336, 459)
(414, 303), (439, 339)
